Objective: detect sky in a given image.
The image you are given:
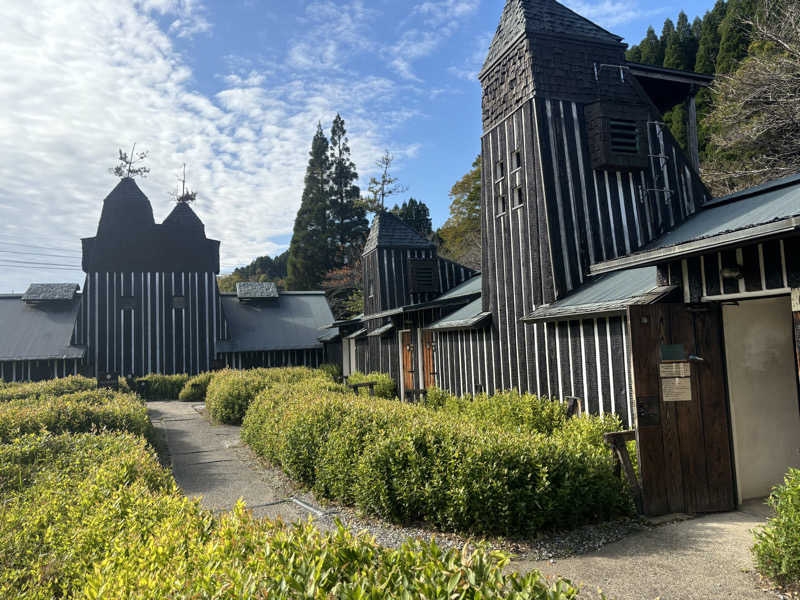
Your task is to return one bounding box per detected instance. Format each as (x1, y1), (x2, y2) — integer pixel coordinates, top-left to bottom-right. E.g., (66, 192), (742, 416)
(0, 0), (717, 292)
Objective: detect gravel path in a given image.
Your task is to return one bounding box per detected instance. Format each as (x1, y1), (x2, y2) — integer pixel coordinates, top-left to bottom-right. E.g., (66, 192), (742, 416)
(149, 401), (783, 599)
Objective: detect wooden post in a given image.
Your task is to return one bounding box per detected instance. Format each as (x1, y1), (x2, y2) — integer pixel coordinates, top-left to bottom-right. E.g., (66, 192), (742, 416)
(687, 92), (700, 172)
(792, 289), (800, 390)
(604, 430), (644, 514)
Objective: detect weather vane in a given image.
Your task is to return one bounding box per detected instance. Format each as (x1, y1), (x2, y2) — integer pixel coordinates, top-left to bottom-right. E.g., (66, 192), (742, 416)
(175, 163), (197, 203)
(109, 143), (150, 179)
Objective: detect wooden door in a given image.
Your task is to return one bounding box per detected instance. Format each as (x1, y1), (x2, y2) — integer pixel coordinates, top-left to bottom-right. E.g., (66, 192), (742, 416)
(401, 331), (414, 394)
(422, 330), (436, 389)
(629, 303), (735, 515)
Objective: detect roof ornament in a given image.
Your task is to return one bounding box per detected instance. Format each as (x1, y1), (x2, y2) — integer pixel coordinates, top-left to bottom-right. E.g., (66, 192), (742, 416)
(109, 143), (150, 179)
(173, 163), (197, 203)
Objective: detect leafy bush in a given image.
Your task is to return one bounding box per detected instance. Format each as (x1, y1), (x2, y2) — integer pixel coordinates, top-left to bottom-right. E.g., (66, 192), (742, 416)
(0, 432), (585, 600)
(0, 375), (95, 403)
(178, 371), (215, 402)
(0, 389), (152, 443)
(318, 362), (342, 380)
(243, 381), (631, 535)
(135, 373), (191, 400)
(753, 468), (800, 585)
(206, 367), (328, 424)
(346, 370), (397, 399)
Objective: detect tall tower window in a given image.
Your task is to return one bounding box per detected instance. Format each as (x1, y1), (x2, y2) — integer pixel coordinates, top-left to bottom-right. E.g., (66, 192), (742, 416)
(511, 150), (522, 171)
(495, 160), (505, 180)
(513, 186), (524, 207)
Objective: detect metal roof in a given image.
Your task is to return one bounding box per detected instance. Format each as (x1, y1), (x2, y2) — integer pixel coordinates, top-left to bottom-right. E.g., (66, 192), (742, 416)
(363, 212), (435, 254)
(523, 267), (675, 321)
(591, 174), (800, 275)
(236, 281), (279, 300)
(481, 0), (622, 76)
(0, 295), (85, 360)
(216, 292), (334, 353)
(428, 299), (491, 331)
(22, 283), (79, 302)
(437, 274), (482, 301)
(367, 323), (395, 337)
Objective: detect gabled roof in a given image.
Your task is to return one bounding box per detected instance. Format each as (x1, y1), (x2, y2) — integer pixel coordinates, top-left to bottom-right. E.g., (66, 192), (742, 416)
(481, 0), (622, 76)
(236, 281), (279, 300)
(523, 267), (675, 322)
(22, 283), (79, 303)
(590, 173), (800, 275)
(162, 201), (206, 236)
(0, 294), (85, 360)
(363, 212), (435, 254)
(216, 292), (334, 353)
(95, 177), (155, 237)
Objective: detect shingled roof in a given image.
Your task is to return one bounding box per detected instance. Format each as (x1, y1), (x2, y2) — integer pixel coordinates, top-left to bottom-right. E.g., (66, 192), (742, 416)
(481, 0), (622, 75)
(21, 283), (79, 303)
(0, 294), (85, 360)
(363, 212), (435, 254)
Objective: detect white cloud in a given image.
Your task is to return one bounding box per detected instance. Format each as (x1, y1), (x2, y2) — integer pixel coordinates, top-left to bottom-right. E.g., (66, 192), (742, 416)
(0, 0), (415, 291)
(562, 0), (656, 28)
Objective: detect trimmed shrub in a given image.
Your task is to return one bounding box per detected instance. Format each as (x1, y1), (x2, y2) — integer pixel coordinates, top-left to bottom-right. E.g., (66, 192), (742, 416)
(753, 468), (800, 585)
(206, 367), (328, 424)
(0, 432), (584, 600)
(0, 389), (152, 443)
(346, 370), (397, 399)
(243, 382), (632, 536)
(0, 375), (95, 403)
(135, 373), (191, 400)
(178, 371), (215, 402)
(318, 362), (342, 380)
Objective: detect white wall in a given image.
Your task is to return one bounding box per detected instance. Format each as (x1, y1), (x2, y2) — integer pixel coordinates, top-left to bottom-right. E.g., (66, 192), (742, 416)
(724, 296), (800, 502)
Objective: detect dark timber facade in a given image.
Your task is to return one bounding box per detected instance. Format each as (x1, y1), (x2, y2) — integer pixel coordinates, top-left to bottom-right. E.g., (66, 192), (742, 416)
(341, 0), (800, 516)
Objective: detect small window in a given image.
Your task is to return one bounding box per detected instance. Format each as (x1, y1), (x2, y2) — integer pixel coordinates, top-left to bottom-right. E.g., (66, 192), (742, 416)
(119, 296), (135, 310)
(496, 194), (507, 215)
(513, 186), (524, 207)
(609, 119), (639, 154)
(512, 150), (522, 171)
(368, 278), (375, 298)
(408, 260), (439, 294)
(495, 160), (505, 180)
(172, 296), (186, 310)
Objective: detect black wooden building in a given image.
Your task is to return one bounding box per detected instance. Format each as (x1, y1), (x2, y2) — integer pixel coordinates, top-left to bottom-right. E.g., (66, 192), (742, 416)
(0, 178), (336, 381)
(334, 0), (800, 516)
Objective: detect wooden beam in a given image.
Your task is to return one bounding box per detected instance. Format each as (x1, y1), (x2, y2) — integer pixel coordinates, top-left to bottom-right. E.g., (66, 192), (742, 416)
(687, 94), (700, 172)
(792, 289), (800, 390)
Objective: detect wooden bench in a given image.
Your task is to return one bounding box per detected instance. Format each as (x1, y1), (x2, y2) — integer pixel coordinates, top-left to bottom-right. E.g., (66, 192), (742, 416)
(348, 381), (377, 396)
(97, 372), (120, 390)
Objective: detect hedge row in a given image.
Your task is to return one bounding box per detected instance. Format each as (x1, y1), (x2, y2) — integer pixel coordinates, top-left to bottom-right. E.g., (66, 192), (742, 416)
(0, 388), (152, 443)
(206, 367), (331, 424)
(0, 375), (96, 402)
(0, 432), (585, 599)
(753, 468), (800, 585)
(242, 380), (632, 535)
(346, 370), (397, 398)
(178, 371), (215, 402)
(131, 373), (191, 400)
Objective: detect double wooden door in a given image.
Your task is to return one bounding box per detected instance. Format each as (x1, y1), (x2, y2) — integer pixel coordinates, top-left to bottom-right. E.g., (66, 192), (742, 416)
(401, 330), (436, 398)
(629, 303), (736, 515)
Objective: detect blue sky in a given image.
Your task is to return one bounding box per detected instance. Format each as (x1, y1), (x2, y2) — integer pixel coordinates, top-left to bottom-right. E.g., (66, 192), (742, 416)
(0, 0), (716, 292)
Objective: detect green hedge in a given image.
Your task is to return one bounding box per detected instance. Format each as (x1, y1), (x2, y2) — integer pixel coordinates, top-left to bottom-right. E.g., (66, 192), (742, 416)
(178, 371), (215, 402)
(242, 381), (631, 535)
(206, 367), (331, 424)
(0, 388), (152, 443)
(134, 373), (191, 400)
(346, 370), (397, 399)
(0, 375), (96, 403)
(753, 468), (800, 585)
(0, 432), (585, 600)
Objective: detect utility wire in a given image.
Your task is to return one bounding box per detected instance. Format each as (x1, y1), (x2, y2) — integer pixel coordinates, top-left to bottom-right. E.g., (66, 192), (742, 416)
(0, 249), (82, 259)
(0, 259), (81, 268)
(0, 239), (83, 255)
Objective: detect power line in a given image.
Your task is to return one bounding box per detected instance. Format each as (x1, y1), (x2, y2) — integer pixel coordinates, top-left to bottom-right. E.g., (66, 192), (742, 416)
(0, 259), (81, 268)
(0, 239), (83, 255)
(0, 249), (82, 259)
(0, 264), (83, 271)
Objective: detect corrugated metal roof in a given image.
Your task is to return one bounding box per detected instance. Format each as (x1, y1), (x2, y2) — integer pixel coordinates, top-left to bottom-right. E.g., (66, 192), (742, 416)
(363, 212), (435, 254)
(216, 292), (334, 353)
(523, 267), (675, 321)
(22, 283), (79, 302)
(428, 299), (491, 331)
(236, 281), (279, 299)
(437, 274), (482, 300)
(0, 295), (85, 360)
(647, 178), (800, 251)
(367, 323), (395, 337)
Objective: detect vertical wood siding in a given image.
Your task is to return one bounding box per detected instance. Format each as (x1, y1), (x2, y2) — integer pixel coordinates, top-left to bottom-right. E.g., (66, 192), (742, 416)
(0, 358), (82, 383)
(220, 349), (324, 370)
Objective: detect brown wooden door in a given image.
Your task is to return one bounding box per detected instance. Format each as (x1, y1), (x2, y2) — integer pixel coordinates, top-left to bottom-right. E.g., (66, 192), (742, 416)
(401, 331), (414, 394)
(629, 303), (735, 516)
(422, 330), (436, 389)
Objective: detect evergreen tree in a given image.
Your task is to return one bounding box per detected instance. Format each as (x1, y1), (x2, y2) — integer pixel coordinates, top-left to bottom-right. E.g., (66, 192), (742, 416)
(695, 0), (728, 74)
(660, 18), (676, 66)
(438, 156), (482, 271)
(391, 198), (433, 238)
(327, 114), (368, 266)
(626, 44), (643, 63)
(287, 125), (332, 290)
(639, 26), (664, 65)
(716, 0), (756, 73)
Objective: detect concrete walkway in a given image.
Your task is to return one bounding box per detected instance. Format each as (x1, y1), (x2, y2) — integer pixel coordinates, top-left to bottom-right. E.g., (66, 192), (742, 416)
(520, 501), (774, 600)
(148, 401), (332, 526)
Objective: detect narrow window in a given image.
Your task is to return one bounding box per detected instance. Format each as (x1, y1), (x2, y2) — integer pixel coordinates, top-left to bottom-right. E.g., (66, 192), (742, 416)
(172, 296), (186, 310)
(496, 194), (507, 215)
(495, 160), (505, 180)
(512, 150), (522, 171)
(119, 296), (135, 310)
(513, 186), (524, 207)
(368, 278), (375, 298)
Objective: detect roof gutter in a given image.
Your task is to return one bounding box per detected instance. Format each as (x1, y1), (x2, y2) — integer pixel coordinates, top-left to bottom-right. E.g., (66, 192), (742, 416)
(589, 217), (800, 276)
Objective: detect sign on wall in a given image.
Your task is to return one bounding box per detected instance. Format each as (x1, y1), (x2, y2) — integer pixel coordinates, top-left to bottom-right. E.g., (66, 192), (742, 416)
(660, 361), (693, 402)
